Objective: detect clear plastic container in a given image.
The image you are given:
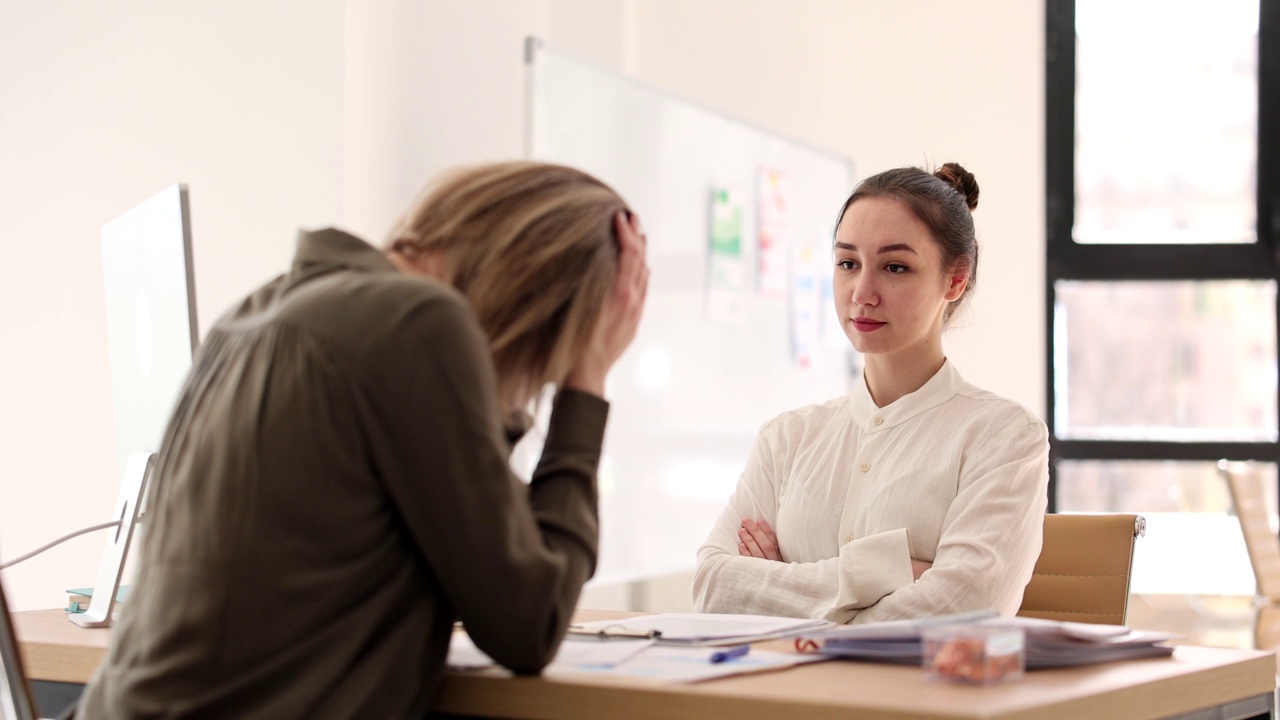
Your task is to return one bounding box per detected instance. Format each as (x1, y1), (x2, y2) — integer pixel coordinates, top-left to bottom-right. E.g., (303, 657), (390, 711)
(922, 625), (1025, 684)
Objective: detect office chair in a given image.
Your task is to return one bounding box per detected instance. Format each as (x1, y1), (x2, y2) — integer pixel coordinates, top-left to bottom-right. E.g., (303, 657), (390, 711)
(1, 574), (41, 720)
(1017, 513), (1145, 625)
(1220, 460), (1280, 651)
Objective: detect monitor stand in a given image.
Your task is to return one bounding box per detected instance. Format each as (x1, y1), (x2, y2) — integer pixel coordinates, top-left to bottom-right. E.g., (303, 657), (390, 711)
(69, 452), (154, 629)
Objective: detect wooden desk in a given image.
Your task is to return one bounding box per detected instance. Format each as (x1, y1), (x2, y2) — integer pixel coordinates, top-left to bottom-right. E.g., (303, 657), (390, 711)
(13, 608), (1277, 720)
(13, 609), (108, 684)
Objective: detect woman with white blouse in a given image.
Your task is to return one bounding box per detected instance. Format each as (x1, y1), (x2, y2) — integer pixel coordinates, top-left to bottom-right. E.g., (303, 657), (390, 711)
(693, 163), (1049, 624)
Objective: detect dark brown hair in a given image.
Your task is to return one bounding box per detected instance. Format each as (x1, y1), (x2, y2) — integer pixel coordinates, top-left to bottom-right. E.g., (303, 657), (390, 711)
(834, 162), (980, 321)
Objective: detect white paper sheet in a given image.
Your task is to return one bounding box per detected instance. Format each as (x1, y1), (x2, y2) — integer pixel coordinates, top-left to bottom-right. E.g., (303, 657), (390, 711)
(548, 646), (825, 683)
(569, 612), (830, 646)
(447, 631), (655, 671)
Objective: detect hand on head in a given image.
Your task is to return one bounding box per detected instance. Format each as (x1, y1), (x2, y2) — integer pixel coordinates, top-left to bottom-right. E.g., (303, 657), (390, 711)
(563, 212), (649, 397)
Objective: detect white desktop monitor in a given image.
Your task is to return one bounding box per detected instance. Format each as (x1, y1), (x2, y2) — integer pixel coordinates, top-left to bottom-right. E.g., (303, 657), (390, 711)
(100, 183), (199, 478)
(72, 184), (198, 629)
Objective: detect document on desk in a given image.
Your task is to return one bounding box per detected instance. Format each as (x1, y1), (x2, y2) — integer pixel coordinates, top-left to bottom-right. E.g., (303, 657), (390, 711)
(446, 632), (496, 670)
(447, 630), (825, 683)
(567, 612), (831, 646)
(547, 646), (827, 684)
(447, 631), (655, 671)
(797, 613), (1178, 668)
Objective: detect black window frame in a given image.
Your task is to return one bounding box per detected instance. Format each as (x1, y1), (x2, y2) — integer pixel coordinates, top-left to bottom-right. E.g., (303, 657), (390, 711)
(1045, 0), (1280, 509)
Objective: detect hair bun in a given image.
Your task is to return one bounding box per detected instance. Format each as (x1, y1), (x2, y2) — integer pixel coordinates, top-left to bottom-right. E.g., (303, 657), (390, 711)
(934, 162), (979, 211)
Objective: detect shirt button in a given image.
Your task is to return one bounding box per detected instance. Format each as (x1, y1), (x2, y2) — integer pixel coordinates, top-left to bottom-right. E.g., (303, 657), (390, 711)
(873, 416), (884, 426)
(844, 534), (853, 543)
(860, 463), (870, 472)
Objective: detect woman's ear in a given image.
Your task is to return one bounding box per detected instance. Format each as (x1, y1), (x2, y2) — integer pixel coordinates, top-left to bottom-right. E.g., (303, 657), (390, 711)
(944, 261), (970, 302)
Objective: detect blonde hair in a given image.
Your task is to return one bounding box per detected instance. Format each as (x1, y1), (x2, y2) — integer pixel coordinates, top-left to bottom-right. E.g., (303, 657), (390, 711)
(387, 161), (625, 409)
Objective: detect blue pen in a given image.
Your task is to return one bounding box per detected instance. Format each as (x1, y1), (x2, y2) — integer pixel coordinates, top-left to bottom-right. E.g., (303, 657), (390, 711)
(709, 644), (751, 663)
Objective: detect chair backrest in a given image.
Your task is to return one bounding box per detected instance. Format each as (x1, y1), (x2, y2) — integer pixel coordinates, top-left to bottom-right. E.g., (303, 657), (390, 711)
(1017, 513), (1143, 626)
(1221, 461), (1280, 601)
(0, 574), (39, 720)
(1221, 460), (1280, 651)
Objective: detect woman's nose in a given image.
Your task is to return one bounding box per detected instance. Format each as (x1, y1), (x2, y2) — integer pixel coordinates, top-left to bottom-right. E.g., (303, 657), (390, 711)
(851, 275), (878, 307)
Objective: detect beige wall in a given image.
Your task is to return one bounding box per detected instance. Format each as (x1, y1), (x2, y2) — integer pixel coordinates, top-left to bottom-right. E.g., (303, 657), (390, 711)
(342, 1), (553, 240)
(0, 0), (346, 611)
(0, 0), (1043, 612)
(555, 0), (1046, 612)
(625, 0), (1046, 410)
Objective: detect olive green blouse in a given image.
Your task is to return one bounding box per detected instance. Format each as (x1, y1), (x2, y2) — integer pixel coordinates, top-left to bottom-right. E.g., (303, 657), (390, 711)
(77, 228), (607, 719)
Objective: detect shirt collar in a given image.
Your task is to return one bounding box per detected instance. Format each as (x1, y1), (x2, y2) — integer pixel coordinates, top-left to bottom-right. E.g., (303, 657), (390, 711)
(849, 360), (963, 432)
(293, 227), (399, 275)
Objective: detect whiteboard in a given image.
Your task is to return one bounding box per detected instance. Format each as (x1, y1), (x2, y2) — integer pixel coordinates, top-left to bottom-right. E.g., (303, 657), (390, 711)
(524, 39), (855, 585)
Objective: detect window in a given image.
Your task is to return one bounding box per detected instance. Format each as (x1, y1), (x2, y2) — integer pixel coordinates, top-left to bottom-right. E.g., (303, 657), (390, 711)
(1074, 2), (1259, 246)
(1046, 0), (1280, 603)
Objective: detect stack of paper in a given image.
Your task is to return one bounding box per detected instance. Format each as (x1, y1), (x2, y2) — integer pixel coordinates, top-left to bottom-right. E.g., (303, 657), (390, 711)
(447, 628), (827, 683)
(567, 612), (831, 646)
(798, 612), (1176, 669)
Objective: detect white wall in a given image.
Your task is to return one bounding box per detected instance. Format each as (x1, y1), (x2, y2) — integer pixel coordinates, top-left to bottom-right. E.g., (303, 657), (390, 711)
(0, 0), (1044, 613)
(626, 0), (1046, 413)
(563, 0), (1046, 611)
(0, 0), (346, 611)
(342, 1), (552, 240)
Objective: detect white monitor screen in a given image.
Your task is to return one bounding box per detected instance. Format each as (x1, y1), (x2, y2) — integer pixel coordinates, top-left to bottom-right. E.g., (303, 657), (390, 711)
(100, 184), (198, 481)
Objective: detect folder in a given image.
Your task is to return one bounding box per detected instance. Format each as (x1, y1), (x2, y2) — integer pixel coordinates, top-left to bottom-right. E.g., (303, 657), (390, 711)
(797, 612), (1176, 668)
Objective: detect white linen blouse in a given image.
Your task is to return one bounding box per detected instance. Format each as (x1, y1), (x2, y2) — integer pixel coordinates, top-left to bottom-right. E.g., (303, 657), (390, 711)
(693, 361), (1049, 624)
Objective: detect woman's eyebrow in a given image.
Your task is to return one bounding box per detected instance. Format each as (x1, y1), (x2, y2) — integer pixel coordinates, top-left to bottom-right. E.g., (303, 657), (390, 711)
(833, 241), (919, 255)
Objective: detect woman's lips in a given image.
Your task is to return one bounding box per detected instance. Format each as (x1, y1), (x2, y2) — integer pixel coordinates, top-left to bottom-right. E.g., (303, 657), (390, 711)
(851, 318), (886, 332)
